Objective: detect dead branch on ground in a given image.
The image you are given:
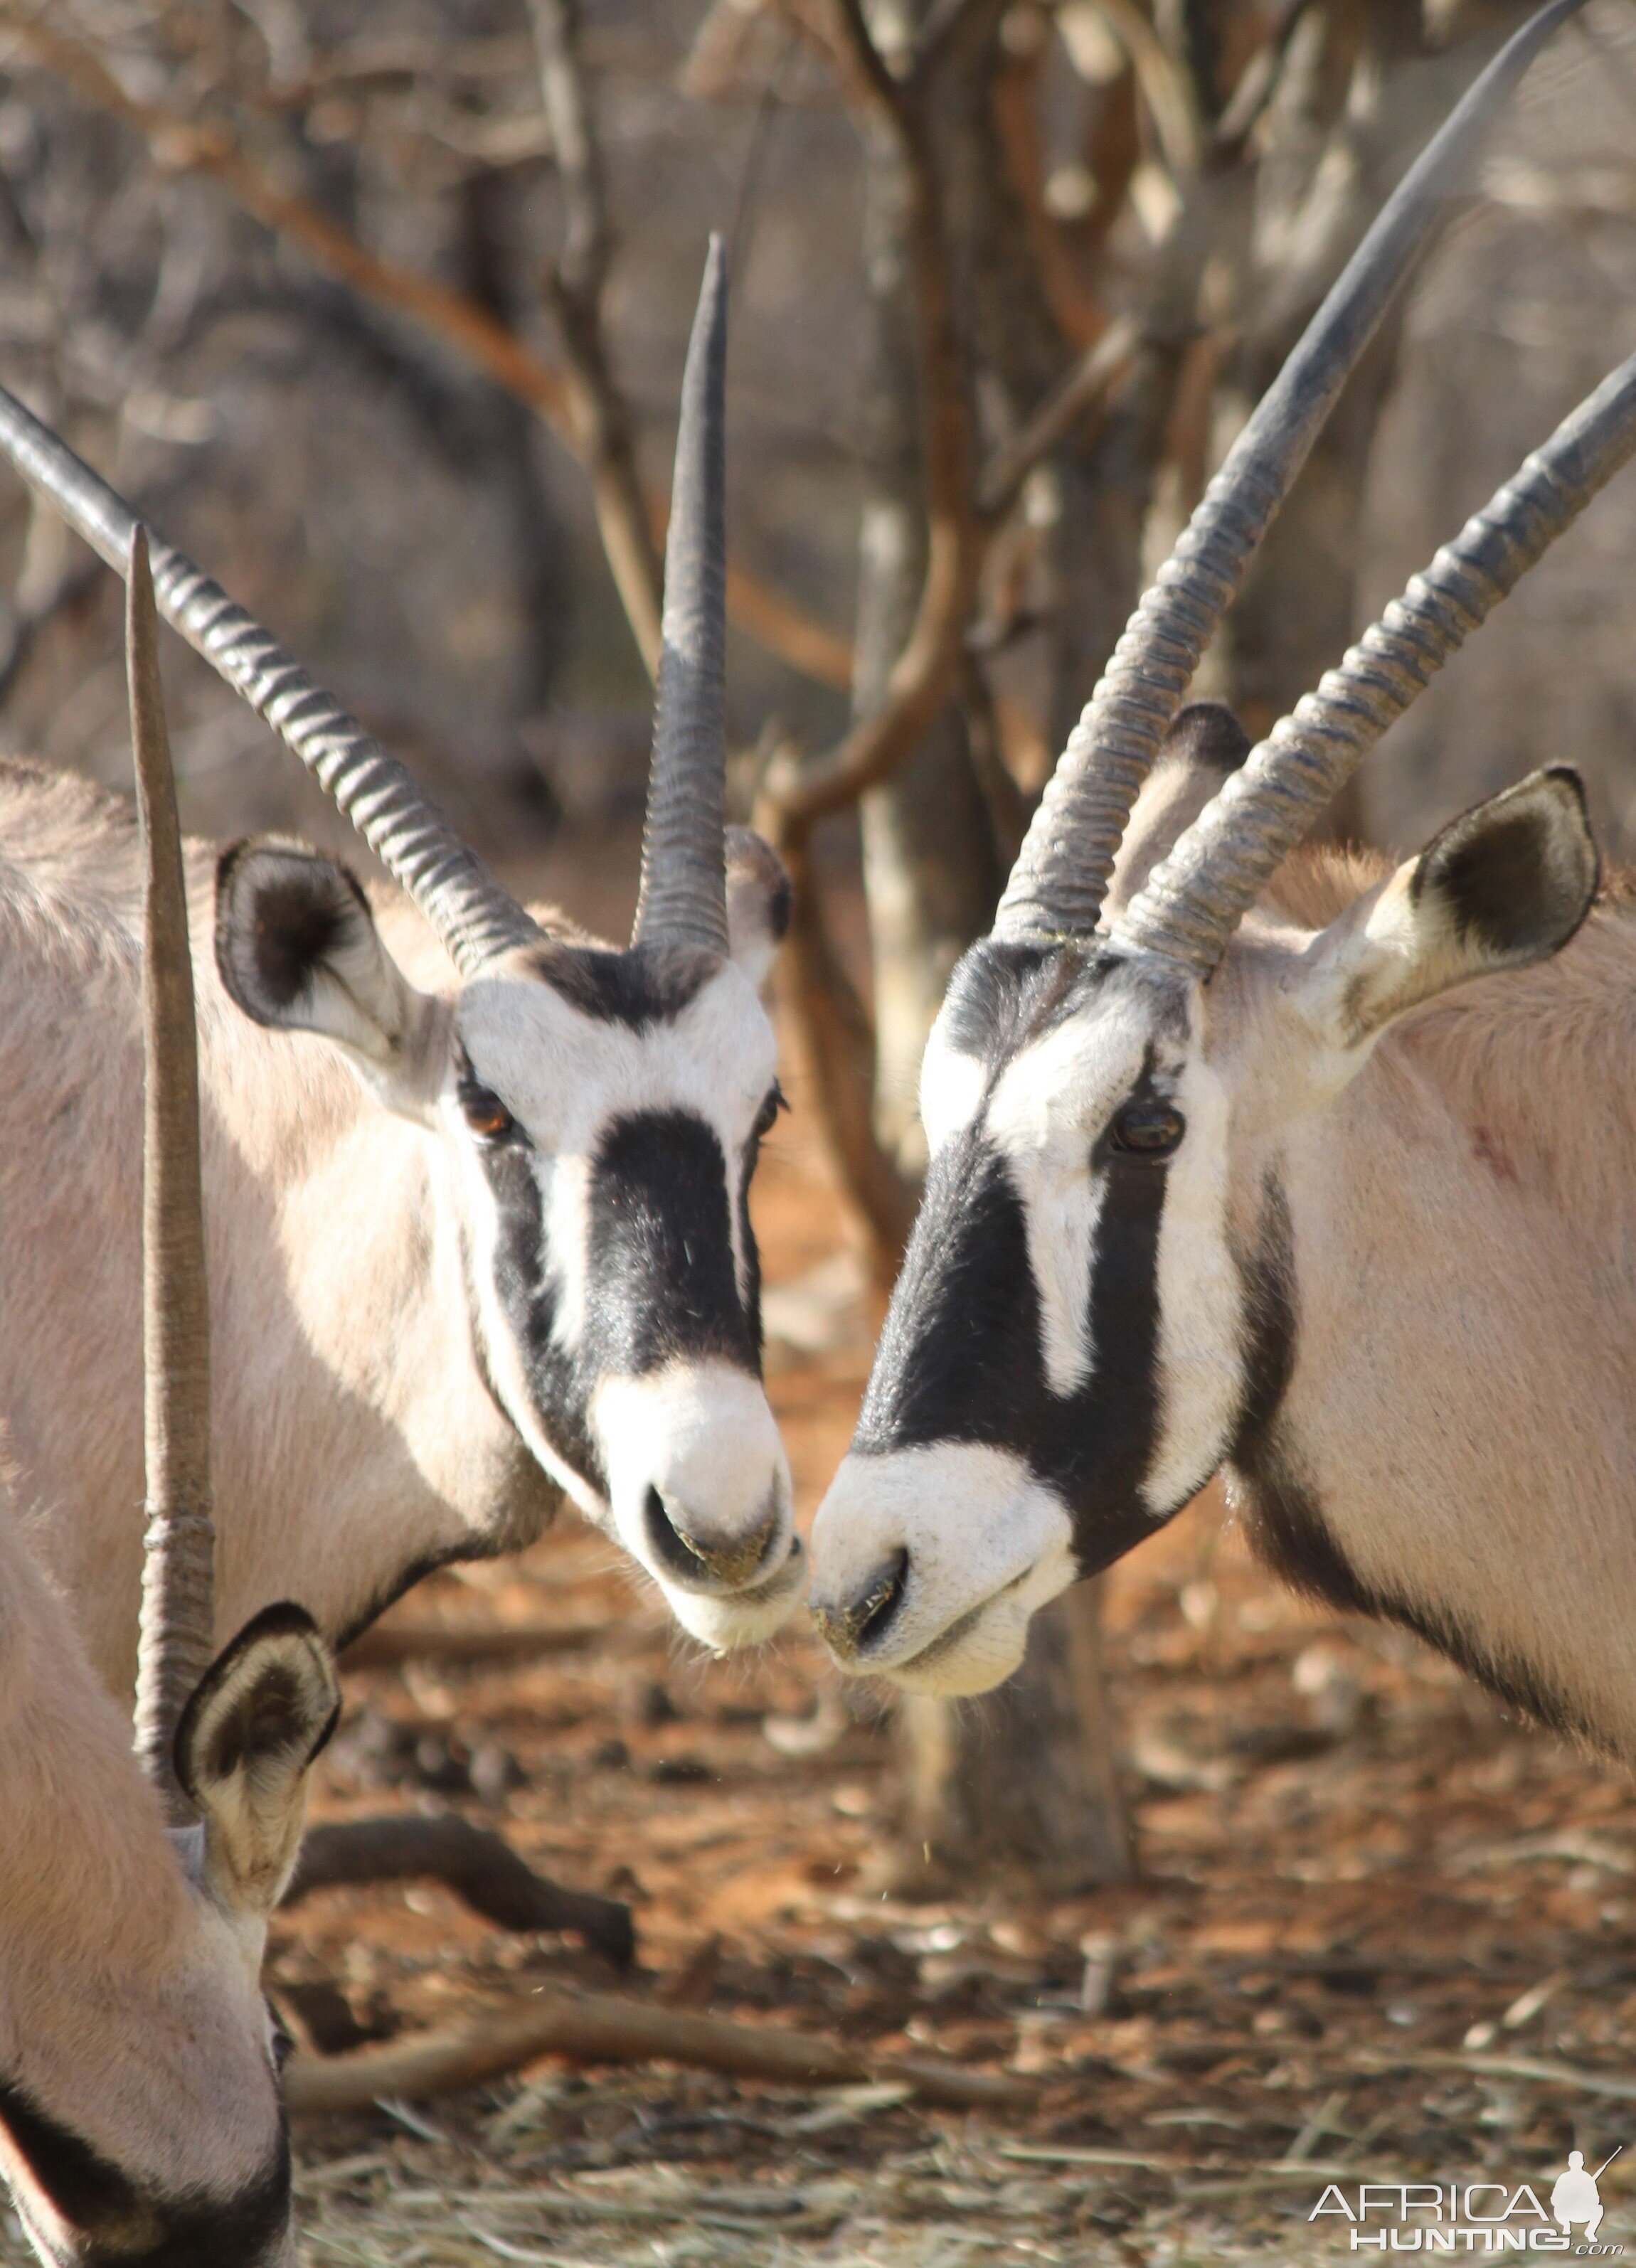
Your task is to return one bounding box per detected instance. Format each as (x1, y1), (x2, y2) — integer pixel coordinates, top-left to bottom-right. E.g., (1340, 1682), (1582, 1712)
(283, 1981), (1041, 2114)
(284, 1816), (637, 1971)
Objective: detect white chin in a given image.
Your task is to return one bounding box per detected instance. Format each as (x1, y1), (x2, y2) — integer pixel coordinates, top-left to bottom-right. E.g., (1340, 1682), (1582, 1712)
(659, 1540), (809, 1651)
(808, 1440), (1077, 1696)
(885, 1585), (1039, 1696)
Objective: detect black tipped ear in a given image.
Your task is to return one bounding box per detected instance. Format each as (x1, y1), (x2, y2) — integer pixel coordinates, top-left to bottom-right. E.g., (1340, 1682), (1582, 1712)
(215, 838), (444, 1115)
(724, 826), (790, 986)
(1297, 766), (1601, 1053)
(176, 1602), (339, 1920)
(1161, 702), (1252, 776)
(1411, 765), (1598, 962)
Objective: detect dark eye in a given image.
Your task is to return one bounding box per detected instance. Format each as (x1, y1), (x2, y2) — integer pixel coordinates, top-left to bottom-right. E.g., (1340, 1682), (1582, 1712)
(1110, 1099), (1184, 1158)
(750, 1083), (787, 1144)
(460, 1081), (515, 1140)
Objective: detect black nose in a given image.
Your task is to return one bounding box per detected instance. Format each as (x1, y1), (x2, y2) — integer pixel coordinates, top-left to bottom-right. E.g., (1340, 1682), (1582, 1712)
(644, 1486), (781, 1591)
(811, 1548), (908, 1663)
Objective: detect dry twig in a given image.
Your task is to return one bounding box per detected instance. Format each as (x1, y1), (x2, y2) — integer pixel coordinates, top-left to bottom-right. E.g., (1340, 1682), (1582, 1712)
(284, 1984), (1041, 2114)
(284, 1819), (637, 1970)
(0, 5), (851, 691)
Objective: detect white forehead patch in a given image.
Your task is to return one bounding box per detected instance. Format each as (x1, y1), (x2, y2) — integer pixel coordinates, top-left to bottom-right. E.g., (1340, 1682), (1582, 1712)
(458, 959), (779, 1159)
(982, 977), (1155, 1398)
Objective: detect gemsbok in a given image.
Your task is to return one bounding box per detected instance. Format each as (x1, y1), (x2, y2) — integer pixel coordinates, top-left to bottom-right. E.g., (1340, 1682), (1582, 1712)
(0, 238), (806, 1695)
(0, 536), (338, 2268)
(808, 1), (1636, 1756)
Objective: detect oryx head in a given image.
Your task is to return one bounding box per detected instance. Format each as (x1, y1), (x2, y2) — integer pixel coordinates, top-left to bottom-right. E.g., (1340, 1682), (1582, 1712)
(808, 0), (1630, 1695)
(0, 534), (340, 2268)
(0, 240), (804, 1650)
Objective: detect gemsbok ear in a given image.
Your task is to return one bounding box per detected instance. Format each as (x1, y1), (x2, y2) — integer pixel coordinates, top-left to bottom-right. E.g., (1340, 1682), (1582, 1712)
(724, 827), (790, 988)
(215, 838), (443, 1114)
(1293, 767), (1598, 1053)
(174, 1602), (339, 1930)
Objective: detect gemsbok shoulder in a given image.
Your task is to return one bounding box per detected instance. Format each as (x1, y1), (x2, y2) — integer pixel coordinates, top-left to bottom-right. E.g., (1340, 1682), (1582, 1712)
(808, 0), (1636, 1757)
(0, 536), (338, 2268)
(0, 238), (806, 1695)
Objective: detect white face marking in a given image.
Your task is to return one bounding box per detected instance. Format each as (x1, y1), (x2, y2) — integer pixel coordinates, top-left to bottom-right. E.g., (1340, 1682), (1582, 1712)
(592, 1361), (805, 1648)
(1141, 1037), (1241, 1516)
(982, 995), (1149, 1397)
(809, 1442), (1075, 1697)
(918, 1017), (987, 1155)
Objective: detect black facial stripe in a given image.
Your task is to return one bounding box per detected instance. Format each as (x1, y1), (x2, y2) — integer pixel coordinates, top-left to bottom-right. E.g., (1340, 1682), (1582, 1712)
(936, 936), (1189, 1074)
(1227, 1170), (1297, 1473)
(937, 938), (1091, 1067)
(0, 2076), (290, 2267)
(585, 1112), (759, 1377)
(854, 1102), (1167, 1575)
(524, 941), (716, 1028)
(472, 1109), (761, 1498)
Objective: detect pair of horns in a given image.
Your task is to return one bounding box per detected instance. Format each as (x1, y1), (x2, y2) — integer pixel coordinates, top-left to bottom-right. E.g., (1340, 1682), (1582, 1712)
(994, 0), (1600, 961)
(0, 241), (735, 971)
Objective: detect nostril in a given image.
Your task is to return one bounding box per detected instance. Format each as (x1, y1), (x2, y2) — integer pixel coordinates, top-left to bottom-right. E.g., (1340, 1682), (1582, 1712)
(831, 1548), (908, 1657)
(644, 1486), (714, 1584)
(643, 1485), (786, 1590)
(855, 1548), (908, 1650)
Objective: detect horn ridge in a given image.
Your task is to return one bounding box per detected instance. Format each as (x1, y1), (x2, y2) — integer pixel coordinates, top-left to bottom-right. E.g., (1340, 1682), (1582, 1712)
(127, 526), (216, 1827)
(0, 383), (541, 976)
(632, 234), (731, 956)
(1114, 348), (1636, 972)
(993, 0), (1592, 943)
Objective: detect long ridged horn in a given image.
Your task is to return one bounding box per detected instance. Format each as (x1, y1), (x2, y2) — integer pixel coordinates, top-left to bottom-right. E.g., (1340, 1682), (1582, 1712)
(1114, 350), (1636, 971)
(0, 390), (541, 976)
(632, 235), (731, 955)
(127, 527), (216, 1828)
(993, 0), (1591, 943)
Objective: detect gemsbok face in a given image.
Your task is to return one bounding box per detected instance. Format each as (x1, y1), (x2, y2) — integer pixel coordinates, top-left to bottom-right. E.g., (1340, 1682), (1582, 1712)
(212, 822), (798, 1650)
(0, 238), (805, 1656)
(810, 0), (1636, 1702)
(812, 720), (1599, 1695)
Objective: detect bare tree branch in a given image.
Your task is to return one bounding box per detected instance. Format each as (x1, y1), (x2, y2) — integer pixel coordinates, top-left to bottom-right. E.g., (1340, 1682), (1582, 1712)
(979, 312), (1140, 518)
(527, 0), (664, 675)
(0, 4), (851, 690)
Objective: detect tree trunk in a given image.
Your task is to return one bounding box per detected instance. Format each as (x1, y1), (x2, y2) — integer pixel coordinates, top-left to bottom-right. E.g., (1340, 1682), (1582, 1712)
(893, 1581), (1133, 1892)
(854, 6), (1132, 1892)
(854, 104), (1000, 1171)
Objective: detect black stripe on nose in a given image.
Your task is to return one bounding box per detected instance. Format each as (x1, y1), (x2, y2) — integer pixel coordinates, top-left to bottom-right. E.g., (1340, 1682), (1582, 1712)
(586, 1110), (757, 1376)
(853, 1124), (1166, 1575)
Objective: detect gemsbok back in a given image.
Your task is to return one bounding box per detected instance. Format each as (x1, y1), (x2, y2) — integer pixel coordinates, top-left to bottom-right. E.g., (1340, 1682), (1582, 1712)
(0, 238), (805, 1694)
(808, 1), (1636, 1755)
(0, 536), (337, 2268)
